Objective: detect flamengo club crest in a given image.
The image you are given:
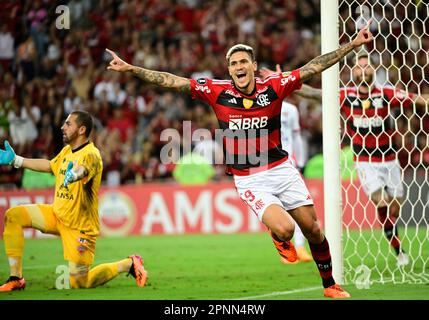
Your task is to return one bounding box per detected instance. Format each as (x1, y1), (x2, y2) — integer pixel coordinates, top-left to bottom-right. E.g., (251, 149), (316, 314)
(362, 100), (371, 109)
(243, 98), (253, 109)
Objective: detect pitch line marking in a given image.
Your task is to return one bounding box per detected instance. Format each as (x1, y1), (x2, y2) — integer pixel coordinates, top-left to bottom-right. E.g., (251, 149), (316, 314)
(228, 286), (321, 300)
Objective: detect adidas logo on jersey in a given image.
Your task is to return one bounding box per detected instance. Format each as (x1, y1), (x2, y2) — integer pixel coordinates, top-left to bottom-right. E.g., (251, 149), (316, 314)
(228, 98), (237, 104)
(229, 116), (268, 130)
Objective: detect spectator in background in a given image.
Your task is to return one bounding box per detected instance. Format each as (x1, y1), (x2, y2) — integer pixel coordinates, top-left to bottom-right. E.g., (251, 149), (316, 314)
(122, 81), (147, 119)
(70, 50), (95, 101)
(16, 35), (37, 83)
(27, 0), (48, 59)
(64, 87), (83, 115)
(93, 71), (117, 103)
(0, 86), (14, 138)
(7, 94), (40, 155)
(107, 107), (134, 143)
(0, 24), (15, 73)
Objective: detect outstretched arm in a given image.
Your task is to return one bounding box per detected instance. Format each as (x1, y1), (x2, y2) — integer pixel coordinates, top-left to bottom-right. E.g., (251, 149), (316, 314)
(21, 159), (52, 172)
(300, 20), (374, 82)
(0, 140), (52, 172)
(105, 49), (191, 94)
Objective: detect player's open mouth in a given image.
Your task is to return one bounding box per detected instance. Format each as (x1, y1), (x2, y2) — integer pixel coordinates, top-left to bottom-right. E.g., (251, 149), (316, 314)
(236, 73), (246, 79)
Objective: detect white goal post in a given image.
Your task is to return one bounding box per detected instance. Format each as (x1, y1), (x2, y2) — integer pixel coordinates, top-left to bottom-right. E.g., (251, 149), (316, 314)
(320, 0), (342, 284)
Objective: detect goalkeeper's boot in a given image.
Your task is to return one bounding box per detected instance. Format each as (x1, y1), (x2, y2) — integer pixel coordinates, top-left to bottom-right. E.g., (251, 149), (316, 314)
(324, 284), (351, 299)
(0, 276), (26, 292)
(271, 231), (298, 264)
(128, 255), (148, 287)
(296, 246), (313, 262)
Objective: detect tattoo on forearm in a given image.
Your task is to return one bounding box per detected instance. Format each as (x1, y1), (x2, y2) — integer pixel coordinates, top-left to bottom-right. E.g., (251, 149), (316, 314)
(133, 68), (190, 93)
(300, 42), (355, 82)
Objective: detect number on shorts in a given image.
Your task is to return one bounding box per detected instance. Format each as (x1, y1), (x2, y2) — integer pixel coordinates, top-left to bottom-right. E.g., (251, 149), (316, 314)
(244, 190), (255, 202)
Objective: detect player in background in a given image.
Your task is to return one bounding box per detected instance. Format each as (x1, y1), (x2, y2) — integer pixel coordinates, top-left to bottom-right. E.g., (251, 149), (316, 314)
(0, 111), (147, 292)
(341, 51), (429, 267)
(279, 101), (313, 263)
(105, 21), (374, 298)
(266, 51), (429, 268)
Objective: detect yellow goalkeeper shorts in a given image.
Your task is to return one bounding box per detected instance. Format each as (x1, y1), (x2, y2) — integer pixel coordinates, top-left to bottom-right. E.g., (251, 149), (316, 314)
(58, 219), (96, 266)
(24, 204), (97, 266)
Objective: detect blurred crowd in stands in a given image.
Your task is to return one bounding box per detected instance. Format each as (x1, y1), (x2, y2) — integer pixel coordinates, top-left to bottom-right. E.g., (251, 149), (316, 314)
(0, 0), (427, 189)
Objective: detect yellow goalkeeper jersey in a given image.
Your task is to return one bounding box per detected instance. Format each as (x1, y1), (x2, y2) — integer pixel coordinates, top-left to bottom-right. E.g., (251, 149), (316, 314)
(50, 142), (103, 236)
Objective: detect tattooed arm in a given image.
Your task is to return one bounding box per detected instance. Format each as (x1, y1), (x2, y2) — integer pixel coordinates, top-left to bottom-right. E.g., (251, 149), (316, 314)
(300, 20), (374, 83)
(105, 49), (190, 94)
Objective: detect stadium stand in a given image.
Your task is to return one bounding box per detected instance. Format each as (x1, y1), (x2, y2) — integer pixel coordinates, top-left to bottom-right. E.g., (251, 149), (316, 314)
(0, 0), (427, 189)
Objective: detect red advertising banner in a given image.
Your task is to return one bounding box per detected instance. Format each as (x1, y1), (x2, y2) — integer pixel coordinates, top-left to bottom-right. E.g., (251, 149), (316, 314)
(0, 180), (376, 238)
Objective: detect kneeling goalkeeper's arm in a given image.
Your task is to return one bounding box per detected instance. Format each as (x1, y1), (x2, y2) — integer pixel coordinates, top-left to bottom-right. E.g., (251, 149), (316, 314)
(0, 140), (51, 172)
(20, 158), (52, 173)
(63, 161), (88, 187)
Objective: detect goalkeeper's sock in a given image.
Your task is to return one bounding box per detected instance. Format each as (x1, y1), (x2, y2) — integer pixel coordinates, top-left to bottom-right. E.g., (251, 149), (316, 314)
(3, 207), (32, 278)
(309, 237), (335, 288)
(85, 262), (120, 288)
(83, 259), (132, 288)
(117, 258), (133, 273)
(378, 207), (402, 255)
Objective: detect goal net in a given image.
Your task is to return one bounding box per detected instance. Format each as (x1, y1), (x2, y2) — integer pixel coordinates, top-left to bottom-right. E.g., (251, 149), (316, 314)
(338, 0), (429, 285)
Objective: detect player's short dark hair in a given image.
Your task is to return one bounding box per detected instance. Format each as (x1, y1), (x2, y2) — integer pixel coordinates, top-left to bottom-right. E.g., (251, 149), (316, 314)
(71, 110), (93, 137)
(226, 44), (254, 64)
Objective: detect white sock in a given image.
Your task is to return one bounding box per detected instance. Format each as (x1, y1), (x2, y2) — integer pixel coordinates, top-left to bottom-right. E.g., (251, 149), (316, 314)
(294, 223), (305, 248)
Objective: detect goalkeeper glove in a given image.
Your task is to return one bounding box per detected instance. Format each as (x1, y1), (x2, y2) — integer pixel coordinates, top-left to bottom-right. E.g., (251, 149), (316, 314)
(63, 161), (78, 187)
(0, 140), (24, 168)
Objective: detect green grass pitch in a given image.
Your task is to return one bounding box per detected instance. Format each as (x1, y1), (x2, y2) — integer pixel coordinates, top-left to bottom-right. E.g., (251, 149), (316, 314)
(0, 230), (428, 300)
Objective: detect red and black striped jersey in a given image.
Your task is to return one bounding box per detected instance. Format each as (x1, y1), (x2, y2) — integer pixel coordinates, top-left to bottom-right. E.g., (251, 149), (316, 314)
(190, 70), (302, 176)
(340, 86), (414, 162)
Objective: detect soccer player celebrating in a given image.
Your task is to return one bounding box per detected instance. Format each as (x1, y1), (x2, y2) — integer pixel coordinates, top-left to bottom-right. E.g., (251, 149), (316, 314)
(105, 21), (374, 298)
(260, 64), (318, 264)
(340, 52), (429, 267)
(0, 111), (147, 291)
